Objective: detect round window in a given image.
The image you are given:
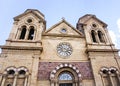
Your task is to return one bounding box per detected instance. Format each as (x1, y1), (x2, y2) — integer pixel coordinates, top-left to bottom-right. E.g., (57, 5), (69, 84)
(61, 28), (67, 33)
(27, 19), (32, 23)
(18, 70), (26, 75)
(7, 70), (15, 75)
(57, 42), (72, 58)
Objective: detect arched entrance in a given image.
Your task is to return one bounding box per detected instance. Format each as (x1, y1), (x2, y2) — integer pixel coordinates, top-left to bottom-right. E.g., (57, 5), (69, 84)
(50, 63), (82, 86)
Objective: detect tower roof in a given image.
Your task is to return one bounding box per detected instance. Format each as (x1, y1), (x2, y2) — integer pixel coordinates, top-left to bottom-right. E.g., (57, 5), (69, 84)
(14, 9), (45, 21)
(78, 14), (107, 27)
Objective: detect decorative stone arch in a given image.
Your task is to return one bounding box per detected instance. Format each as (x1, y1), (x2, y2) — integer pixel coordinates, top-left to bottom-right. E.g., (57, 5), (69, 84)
(16, 23), (37, 40)
(17, 66), (29, 76)
(17, 66), (28, 72)
(0, 67), (17, 86)
(5, 66), (17, 76)
(108, 67), (119, 74)
(50, 63), (82, 86)
(99, 67), (120, 86)
(6, 66), (17, 72)
(99, 67), (109, 75)
(1, 66), (30, 86)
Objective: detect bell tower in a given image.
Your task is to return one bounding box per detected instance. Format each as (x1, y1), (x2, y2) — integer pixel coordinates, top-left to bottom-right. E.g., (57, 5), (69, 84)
(77, 14), (120, 86)
(6, 9), (46, 47)
(0, 9), (45, 86)
(76, 14), (113, 45)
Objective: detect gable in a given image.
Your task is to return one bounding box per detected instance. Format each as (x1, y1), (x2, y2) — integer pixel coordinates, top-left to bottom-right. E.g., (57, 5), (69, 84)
(78, 14), (107, 28)
(44, 19), (83, 37)
(14, 9), (45, 21)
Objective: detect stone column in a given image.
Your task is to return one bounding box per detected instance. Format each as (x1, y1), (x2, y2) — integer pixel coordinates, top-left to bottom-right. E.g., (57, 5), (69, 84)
(0, 73), (3, 84)
(78, 78), (82, 86)
(33, 30), (36, 40)
(74, 80), (78, 86)
(50, 80), (55, 86)
(1, 74), (6, 86)
(24, 75), (28, 86)
(13, 73), (18, 86)
(95, 32), (100, 43)
(27, 74), (31, 86)
(55, 81), (58, 86)
(75, 82), (78, 86)
(16, 28), (21, 39)
(30, 54), (40, 86)
(116, 71), (120, 83)
(73, 82), (75, 86)
(109, 75), (115, 86)
(25, 29), (29, 40)
(101, 76), (105, 86)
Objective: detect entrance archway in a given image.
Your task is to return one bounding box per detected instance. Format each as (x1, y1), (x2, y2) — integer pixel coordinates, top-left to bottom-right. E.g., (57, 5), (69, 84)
(50, 63), (82, 86)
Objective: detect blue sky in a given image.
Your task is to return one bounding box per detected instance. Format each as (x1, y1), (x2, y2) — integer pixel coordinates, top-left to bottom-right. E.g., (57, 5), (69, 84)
(0, 0), (120, 54)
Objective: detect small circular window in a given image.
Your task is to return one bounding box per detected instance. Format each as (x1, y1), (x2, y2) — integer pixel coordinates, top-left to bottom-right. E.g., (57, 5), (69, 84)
(92, 24), (97, 28)
(27, 19), (32, 23)
(7, 70), (15, 75)
(18, 70), (26, 75)
(110, 69), (116, 74)
(61, 28), (67, 33)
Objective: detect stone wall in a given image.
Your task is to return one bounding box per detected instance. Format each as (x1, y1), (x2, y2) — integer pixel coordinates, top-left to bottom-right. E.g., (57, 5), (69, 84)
(38, 62), (93, 80)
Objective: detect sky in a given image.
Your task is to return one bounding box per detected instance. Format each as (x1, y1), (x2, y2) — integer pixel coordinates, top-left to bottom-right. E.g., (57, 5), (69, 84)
(0, 0), (120, 54)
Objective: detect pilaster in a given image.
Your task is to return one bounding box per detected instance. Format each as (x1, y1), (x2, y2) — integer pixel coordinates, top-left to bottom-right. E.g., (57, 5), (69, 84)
(30, 54), (40, 86)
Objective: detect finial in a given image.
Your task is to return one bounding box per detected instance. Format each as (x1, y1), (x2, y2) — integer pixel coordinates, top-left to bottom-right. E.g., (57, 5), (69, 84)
(62, 17), (65, 20)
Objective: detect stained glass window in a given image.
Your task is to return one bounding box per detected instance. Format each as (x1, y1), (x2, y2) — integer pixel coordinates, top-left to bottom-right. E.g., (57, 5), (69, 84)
(59, 73), (73, 80)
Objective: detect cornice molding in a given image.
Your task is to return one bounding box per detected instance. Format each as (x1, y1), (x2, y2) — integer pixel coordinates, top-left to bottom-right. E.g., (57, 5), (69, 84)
(0, 45), (43, 51)
(6, 39), (42, 44)
(42, 33), (84, 38)
(86, 49), (119, 53)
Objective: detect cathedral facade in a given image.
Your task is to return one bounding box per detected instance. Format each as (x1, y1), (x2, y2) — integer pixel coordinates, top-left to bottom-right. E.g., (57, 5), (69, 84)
(0, 9), (120, 86)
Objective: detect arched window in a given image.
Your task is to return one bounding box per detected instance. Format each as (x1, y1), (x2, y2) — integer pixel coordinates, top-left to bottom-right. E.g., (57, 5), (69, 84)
(100, 69), (111, 86)
(100, 67), (120, 86)
(7, 69), (15, 75)
(1, 67), (29, 86)
(28, 26), (34, 40)
(18, 70), (26, 75)
(59, 72), (73, 86)
(17, 69), (27, 86)
(59, 72), (73, 80)
(19, 26), (26, 39)
(91, 30), (97, 43)
(109, 68), (120, 86)
(98, 31), (105, 43)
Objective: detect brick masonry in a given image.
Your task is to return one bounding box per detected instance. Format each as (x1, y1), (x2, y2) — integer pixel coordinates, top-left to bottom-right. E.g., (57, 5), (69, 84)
(38, 62), (93, 80)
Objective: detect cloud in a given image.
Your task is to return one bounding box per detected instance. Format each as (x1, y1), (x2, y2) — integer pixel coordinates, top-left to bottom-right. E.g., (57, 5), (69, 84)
(117, 19), (120, 33)
(109, 30), (117, 45)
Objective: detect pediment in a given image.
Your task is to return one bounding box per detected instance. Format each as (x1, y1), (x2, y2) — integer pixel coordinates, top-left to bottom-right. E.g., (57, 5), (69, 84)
(44, 19), (83, 37)
(78, 14), (107, 28)
(14, 9), (45, 21)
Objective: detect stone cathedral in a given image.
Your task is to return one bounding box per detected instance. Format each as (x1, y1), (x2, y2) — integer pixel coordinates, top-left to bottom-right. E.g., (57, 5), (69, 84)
(0, 9), (120, 86)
